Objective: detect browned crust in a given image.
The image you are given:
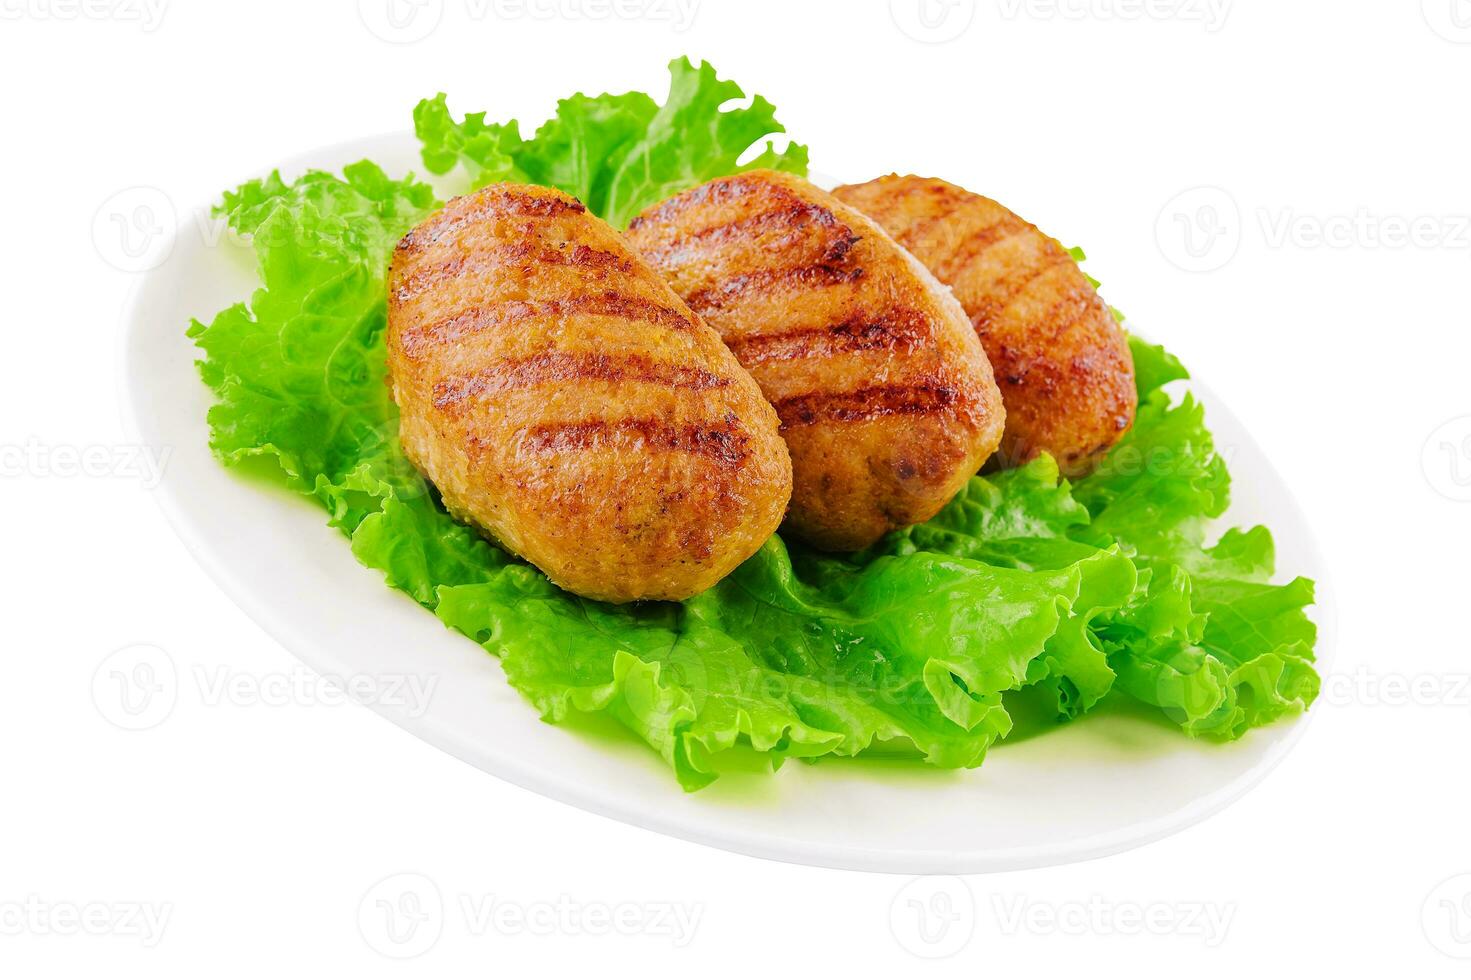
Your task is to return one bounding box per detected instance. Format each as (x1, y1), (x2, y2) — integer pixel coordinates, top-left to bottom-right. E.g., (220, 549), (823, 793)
(624, 170), (1007, 552)
(385, 182), (792, 602)
(519, 417), (752, 468)
(832, 174), (1137, 475)
(393, 242), (636, 302)
(397, 188), (586, 253)
(431, 351), (731, 412)
(724, 308), (932, 366)
(771, 380), (963, 429)
(685, 262), (864, 313)
(398, 293), (697, 359)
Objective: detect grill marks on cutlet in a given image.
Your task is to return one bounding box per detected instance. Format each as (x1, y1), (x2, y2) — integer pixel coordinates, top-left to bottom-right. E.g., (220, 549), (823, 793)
(634, 177), (973, 437)
(628, 172), (800, 228)
(640, 177), (863, 315)
(398, 292), (699, 358)
(396, 188), (586, 254)
(863, 187), (1077, 335)
(685, 262), (863, 313)
(519, 417), (753, 469)
(964, 247), (1077, 332)
(396, 188), (753, 469)
(988, 288), (1106, 391)
(725, 307), (933, 366)
(772, 380), (967, 431)
(874, 194), (1037, 297)
(872, 182), (976, 252)
(924, 211), (1031, 285)
(431, 351), (730, 412)
(632, 196), (847, 262)
(393, 241), (635, 302)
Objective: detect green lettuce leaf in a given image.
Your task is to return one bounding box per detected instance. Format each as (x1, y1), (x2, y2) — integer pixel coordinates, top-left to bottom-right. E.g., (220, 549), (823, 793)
(414, 56), (809, 227)
(1080, 337), (1320, 736)
(188, 67), (1318, 790)
(187, 161), (437, 532)
(431, 538), (1133, 789)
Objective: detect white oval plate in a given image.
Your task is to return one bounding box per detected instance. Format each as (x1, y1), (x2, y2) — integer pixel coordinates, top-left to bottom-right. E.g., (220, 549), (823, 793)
(120, 133), (1334, 874)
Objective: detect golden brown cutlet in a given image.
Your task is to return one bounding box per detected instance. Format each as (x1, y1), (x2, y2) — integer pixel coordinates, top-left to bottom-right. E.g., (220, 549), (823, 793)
(626, 170), (1006, 551)
(387, 183), (792, 602)
(833, 175), (1136, 476)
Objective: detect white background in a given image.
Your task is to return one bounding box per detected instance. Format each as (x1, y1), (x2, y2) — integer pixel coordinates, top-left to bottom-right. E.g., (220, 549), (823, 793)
(2, 0), (1469, 973)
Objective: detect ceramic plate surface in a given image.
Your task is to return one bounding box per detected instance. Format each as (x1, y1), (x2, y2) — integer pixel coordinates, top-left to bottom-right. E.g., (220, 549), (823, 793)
(120, 133), (1333, 873)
